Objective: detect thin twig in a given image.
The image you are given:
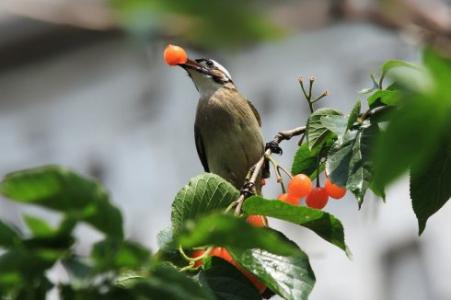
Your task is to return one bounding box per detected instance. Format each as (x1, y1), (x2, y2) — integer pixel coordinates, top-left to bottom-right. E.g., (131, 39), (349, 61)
(298, 77), (310, 100)
(299, 76), (329, 113)
(308, 76), (315, 99)
(311, 91), (329, 103)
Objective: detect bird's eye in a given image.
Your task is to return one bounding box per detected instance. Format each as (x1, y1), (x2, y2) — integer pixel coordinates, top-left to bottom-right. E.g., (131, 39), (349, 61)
(206, 60), (214, 68)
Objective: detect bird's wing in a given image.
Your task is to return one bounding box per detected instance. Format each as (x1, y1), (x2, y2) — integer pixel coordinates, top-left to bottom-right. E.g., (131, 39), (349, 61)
(246, 99), (270, 179)
(246, 99), (262, 127)
(194, 124), (209, 172)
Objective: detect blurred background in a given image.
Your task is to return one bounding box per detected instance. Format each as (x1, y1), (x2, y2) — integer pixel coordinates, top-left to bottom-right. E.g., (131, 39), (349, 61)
(0, 0), (450, 299)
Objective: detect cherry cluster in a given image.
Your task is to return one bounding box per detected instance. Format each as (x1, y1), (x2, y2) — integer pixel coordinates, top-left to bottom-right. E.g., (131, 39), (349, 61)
(279, 174), (346, 209)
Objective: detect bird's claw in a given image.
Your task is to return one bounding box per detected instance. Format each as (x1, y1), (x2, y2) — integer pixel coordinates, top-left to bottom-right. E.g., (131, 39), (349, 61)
(240, 182), (255, 198)
(265, 141), (283, 155)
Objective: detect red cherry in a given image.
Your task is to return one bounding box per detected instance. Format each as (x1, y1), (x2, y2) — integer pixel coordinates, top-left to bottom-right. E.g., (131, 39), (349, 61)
(190, 249), (205, 267)
(306, 187), (329, 209)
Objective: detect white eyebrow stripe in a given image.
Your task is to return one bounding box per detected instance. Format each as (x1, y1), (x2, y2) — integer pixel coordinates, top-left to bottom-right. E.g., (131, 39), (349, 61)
(209, 59), (232, 80)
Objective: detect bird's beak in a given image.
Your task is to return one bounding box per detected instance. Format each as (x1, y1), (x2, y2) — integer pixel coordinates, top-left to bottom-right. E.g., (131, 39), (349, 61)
(179, 58), (210, 75)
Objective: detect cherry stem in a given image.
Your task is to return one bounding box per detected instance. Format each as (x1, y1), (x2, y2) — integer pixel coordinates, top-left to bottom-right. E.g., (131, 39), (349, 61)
(316, 147), (322, 188)
(178, 245), (214, 271)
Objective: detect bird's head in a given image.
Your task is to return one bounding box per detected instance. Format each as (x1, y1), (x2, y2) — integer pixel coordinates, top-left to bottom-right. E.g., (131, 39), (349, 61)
(179, 58), (233, 97)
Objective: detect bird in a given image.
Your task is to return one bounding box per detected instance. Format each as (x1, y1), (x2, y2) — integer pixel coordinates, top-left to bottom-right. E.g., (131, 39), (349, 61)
(178, 57), (267, 193)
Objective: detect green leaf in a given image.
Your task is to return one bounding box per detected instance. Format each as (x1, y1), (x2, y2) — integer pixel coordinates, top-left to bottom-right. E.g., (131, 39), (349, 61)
(325, 139), (353, 187)
(22, 234), (74, 256)
(306, 108), (342, 150)
(381, 60), (419, 82)
(157, 227), (174, 249)
(321, 115), (348, 138)
(83, 198), (124, 240)
(91, 239), (151, 272)
(410, 137), (451, 234)
(0, 220), (21, 247)
(178, 213), (298, 256)
(171, 173), (239, 235)
(62, 256), (92, 282)
(367, 90), (400, 107)
(347, 100), (361, 130)
(0, 165), (123, 239)
(23, 215), (56, 237)
(326, 124), (378, 206)
(60, 285), (132, 300)
(131, 263), (215, 300)
(230, 231), (315, 300)
(242, 196), (346, 251)
(115, 271), (145, 288)
(423, 49), (451, 95)
(346, 125), (377, 206)
(0, 165), (97, 209)
(0, 272), (22, 290)
(15, 275), (53, 299)
(155, 229), (186, 268)
(372, 96), (449, 190)
(369, 183), (386, 201)
(198, 257), (261, 300)
(0, 249), (59, 281)
(291, 143), (321, 177)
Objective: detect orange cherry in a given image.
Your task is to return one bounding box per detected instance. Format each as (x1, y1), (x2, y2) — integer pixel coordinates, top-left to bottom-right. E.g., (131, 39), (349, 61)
(278, 193), (300, 205)
(287, 174), (312, 198)
(211, 247), (266, 293)
(163, 44), (188, 66)
(324, 178), (346, 199)
(246, 215), (267, 227)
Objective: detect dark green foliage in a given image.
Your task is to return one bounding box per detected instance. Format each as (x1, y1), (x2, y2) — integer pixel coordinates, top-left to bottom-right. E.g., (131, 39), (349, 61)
(0, 166), (123, 238)
(198, 258), (261, 300)
(110, 0), (280, 48)
(230, 232), (315, 300)
(291, 142), (322, 178)
(410, 133), (451, 234)
(177, 213), (298, 256)
(91, 239), (151, 271)
(372, 50), (451, 195)
(242, 196), (346, 251)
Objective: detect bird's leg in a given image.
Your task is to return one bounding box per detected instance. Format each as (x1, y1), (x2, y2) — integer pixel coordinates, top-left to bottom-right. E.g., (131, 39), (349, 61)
(240, 181), (256, 198)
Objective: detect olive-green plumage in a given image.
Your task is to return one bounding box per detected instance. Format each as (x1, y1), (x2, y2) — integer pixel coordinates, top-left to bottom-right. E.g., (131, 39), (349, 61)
(194, 83), (264, 190)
